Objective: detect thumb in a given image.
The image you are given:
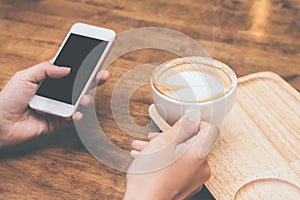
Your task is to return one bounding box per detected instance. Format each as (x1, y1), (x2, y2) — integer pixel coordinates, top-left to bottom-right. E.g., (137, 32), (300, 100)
(20, 62), (71, 83)
(163, 111), (201, 145)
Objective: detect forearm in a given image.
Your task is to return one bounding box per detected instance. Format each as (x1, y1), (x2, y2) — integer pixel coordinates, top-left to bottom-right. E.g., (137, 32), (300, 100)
(0, 93), (6, 148)
(0, 92), (3, 147)
(0, 107), (11, 149)
(123, 182), (170, 200)
(0, 117), (6, 148)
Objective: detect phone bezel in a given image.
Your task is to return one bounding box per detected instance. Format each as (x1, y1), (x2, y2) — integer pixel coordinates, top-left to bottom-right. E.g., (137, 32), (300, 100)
(29, 23), (115, 118)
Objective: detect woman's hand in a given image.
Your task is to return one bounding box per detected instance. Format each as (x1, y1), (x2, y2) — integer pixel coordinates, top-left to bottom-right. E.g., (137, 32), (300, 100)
(124, 112), (219, 200)
(0, 62), (109, 148)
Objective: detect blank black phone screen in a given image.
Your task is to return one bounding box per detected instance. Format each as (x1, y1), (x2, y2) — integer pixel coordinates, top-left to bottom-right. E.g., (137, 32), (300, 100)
(37, 33), (108, 105)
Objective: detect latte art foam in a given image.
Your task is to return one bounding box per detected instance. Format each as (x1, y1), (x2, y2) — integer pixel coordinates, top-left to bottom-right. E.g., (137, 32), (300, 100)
(153, 62), (232, 102)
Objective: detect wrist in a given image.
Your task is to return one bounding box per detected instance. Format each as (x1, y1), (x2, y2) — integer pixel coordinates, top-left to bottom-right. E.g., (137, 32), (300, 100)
(0, 116), (6, 148)
(123, 191), (156, 200)
(0, 110), (10, 149)
(123, 183), (169, 200)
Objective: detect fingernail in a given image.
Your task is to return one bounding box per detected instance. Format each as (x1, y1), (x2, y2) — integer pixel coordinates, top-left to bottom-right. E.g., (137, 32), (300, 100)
(199, 125), (220, 159)
(130, 150), (140, 158)
(81, 95), (91, 105)
(59, 67), (71, 72)
(74, 112), (83, 120)
(186, 111), (201, 124)
(102, 70), (109, 77)
(132, 140), (148, 149)
(97, 70), (109, 79)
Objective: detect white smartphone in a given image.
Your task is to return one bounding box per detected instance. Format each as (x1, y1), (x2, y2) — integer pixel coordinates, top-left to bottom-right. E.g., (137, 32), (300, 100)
(29, 23), (115, 118)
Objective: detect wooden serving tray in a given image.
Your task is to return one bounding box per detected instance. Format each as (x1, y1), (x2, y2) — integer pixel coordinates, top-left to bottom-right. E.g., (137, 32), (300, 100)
(150, 72), (300, 199)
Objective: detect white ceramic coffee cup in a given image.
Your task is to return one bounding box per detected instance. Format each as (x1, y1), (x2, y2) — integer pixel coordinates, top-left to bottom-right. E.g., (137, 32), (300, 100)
(150, 56), (237, 128)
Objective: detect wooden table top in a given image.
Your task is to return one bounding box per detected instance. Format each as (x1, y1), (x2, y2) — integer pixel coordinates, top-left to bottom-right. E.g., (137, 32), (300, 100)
(0, 0), (299, 199)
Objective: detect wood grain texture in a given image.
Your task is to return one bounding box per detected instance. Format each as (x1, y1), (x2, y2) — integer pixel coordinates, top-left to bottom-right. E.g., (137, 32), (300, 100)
(149, 72), (300, 199)
(207, 72), (300, 199)
(0, 0), (299, 199)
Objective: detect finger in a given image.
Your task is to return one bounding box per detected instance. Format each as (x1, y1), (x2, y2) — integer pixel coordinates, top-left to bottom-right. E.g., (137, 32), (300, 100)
(96, 70), (110, 84)
(44, 114), (74, 134)
(130, 150), (140, 158)
(79, 94), (94, 107)
(147, 132), (160, 140)
(21, 62), (71, 83)
(199, 121), (211, 130)
(192, 122), (220, 159)
(72, 112), (83, 121)
(132, 140), (149, 151)
(91, 70), (109, 88)
(163, 111), (201, 145)
(175, 136), (196, 156)
(91, 70), (110, 88)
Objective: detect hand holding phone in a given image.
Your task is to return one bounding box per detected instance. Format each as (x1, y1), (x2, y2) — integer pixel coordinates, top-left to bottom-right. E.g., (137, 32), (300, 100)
(0, 61), (110, 148)
(29, 23), (115, 118)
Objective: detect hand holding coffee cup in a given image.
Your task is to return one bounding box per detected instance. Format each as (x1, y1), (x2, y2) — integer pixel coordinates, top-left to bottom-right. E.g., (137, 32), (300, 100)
(151, 56), (237, 128)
